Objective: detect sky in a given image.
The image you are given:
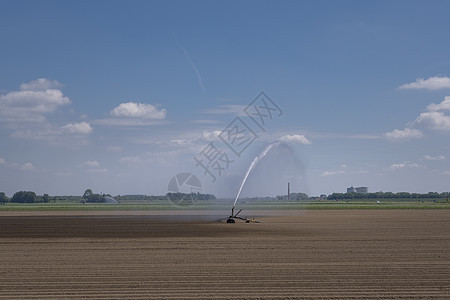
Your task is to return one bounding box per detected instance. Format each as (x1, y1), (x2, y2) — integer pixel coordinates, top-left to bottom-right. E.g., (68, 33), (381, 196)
(1, 0), (450, 198)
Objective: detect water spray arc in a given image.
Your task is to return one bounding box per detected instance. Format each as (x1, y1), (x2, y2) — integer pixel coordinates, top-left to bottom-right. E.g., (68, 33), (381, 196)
(227, 141), (280, 223)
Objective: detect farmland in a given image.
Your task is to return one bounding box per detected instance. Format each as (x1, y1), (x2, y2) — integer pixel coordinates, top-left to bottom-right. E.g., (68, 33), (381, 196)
(0, 209), (449, 299)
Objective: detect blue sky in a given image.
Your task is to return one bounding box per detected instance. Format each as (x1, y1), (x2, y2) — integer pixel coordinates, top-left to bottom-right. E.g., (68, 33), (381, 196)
(1, 0), (450, 197)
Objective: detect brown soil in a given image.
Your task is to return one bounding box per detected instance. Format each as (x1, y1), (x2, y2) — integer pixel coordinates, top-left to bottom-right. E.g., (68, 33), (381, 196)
(0, 210), (449, 299)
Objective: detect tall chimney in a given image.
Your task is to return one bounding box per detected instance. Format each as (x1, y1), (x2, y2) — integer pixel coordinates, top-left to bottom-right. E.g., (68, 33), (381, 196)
(288, 182), (290, 201)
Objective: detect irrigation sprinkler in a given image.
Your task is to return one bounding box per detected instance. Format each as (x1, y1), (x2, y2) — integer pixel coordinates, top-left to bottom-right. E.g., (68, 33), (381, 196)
(226, 206), (260, 223)
(226, 142), (280, 224)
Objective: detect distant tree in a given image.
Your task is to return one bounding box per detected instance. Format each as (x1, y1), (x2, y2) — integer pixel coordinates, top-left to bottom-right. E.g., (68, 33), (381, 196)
(426, 192), (439, 198)
(327, 191), (450, 200)
(82, 189), (108, 203)
(87, 193), (105, 203)
(0, 192), (9, 204)
(289, 193), (309, 200)
(42, 194), (50, 203)
(196, 192), (216, 200)
(328, 193), (344, 200)
(83, 189), (93, 199)
(11, 191), (37, 203)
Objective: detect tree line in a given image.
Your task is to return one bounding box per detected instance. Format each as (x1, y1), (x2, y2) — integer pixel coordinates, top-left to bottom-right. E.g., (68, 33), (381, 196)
(2, 190), (450, 204)
(0, 189), (217, 204)
(115, 195), (167, 201)
(165, 192), (216, 201)
(327, 191), (450, 200)
(276, 192), (309, 201)
(0, 191), (50, 204)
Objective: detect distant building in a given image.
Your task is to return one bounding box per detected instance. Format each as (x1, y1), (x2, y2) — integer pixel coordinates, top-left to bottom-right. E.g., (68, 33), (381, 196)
(355, 186), (368, 193)
(347, 186), (368, 193)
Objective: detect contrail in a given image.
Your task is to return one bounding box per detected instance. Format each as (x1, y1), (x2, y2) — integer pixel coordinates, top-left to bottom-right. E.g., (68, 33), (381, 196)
(173, 35), (206, 95)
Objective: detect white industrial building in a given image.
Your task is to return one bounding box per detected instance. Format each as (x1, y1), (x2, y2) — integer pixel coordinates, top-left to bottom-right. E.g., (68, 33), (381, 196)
(347, 186), (368, 193)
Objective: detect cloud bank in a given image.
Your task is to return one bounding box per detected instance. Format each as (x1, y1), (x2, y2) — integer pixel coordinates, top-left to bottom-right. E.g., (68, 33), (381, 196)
(0, 79), (70, 124)
(20, 78), (63, 91)
(415, 96), (450, 131)
(398, 76), (450, 90)
(0, 79), (92, 143)
(385, 96), (450, 140)
(385, 128), (423, 140)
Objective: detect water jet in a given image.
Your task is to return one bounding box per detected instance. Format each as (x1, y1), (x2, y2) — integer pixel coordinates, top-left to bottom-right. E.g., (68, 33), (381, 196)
(227, 141), (280, 223)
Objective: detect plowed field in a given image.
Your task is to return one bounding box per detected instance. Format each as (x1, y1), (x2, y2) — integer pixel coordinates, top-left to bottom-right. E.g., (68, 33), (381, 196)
(0, 210), (449, 299)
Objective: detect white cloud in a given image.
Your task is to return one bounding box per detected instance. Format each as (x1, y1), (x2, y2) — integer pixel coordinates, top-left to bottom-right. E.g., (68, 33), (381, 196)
(390, 162), (420, 170)
(279, 134), (312, 144)
(20, 78), (63, 91)
(412, 96), (450, 131)
(78, 160), (106, 174)
(110, 102), (166, 119)
(0, 158), (5, 165)
(60, 122), (92, 134)
(80, 160), (100, 168)
(398, 76), (450, 90)
(0, 79), (89, 144)
(384, 128), (423, 140)
(203, 105), (247, 116)
(427, 96), (450, 111)
(390, 163), (406, 169)
(0, 89), (70, 123)
(20, 162), (35, 171)
(10, 122), (92, 142)
(415, 111), (450, 130)
(202, 130), (221, 141)
(386, 96), (450, 139)
(424, 155), (445, 161)
(80, 161), (107, 174)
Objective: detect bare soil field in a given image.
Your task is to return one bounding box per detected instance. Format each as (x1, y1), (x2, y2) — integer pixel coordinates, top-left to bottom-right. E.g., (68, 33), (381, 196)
(0, 210), (449, 299)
